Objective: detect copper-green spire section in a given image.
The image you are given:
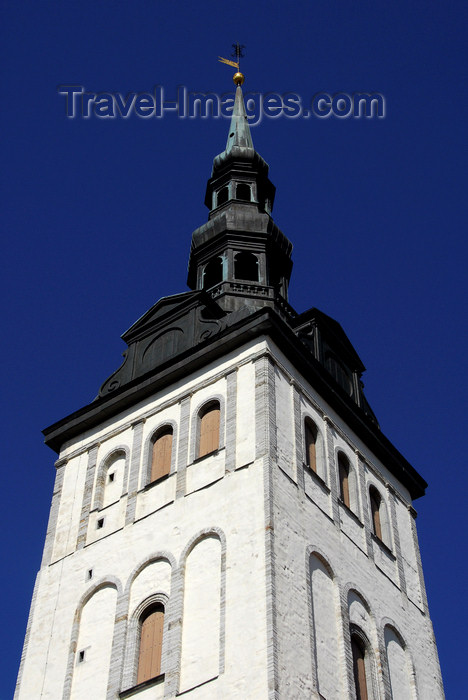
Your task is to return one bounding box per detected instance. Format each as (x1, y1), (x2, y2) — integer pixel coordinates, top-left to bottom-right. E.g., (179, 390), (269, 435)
(224, 85), (254, 154)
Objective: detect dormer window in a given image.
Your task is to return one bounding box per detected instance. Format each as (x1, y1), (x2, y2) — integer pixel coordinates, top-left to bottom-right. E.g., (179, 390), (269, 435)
(325, 353), (353, 396)
(234, 251), (259, 282)
(216, 186), (229, 207)
(236, 183), (251, 201)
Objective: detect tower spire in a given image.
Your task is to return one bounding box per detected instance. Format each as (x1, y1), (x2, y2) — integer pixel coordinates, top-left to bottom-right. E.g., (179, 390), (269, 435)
(224, 84), (254, 154)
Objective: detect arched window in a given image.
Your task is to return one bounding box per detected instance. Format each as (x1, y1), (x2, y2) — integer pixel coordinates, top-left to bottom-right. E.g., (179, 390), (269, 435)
(234, 251), (259, 282)
(351, 632), (369, 700)
(217, 186), (228, 206)
(137, 603), (164, 684)
(304, 419), (317, 473)
(203, 257), (223, 289)
(338, 453), (351, 508)
(198, 401), (220, 458)
(236, 183), (251, 201)
(369, 486), (383, 540)
(150, 427), (173, 483)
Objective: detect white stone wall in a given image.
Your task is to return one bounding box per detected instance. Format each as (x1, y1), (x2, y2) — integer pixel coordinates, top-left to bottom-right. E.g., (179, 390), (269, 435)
(16, 336), (443, 700)
(16, 339), (271, 700)
(269, 341), (444, 699)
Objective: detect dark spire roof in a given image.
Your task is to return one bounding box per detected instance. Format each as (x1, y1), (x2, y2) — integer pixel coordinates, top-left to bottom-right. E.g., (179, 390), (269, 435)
(213, 85), (254, 165)
(211, 85), (269, 177)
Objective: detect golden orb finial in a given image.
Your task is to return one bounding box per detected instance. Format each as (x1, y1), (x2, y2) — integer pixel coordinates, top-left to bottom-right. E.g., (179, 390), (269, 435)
(233, 71), (245, 86)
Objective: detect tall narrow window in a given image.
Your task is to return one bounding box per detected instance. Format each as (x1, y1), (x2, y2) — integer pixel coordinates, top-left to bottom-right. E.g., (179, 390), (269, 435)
(351, 633), (369, 700)
(137, 604), (164, 684)
(338, 453), (350, 508)
(151, 427), (173, 482)
(198, 401), (220, 458)
(369, 486), (382, 540)
(304, 419), (317, 472)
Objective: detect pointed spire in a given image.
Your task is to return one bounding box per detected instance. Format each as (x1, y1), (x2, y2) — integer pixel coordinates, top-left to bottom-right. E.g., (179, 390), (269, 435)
(212, 84), (261, 173)
(225, 85), (254, 154)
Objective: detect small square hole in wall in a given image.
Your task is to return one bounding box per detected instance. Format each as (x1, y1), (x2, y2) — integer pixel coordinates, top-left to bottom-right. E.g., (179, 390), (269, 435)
(97, 518), (104, 529)
(78, 650), (85, 663)
(87, 569), (93, 580)
(108, 472), (115, 482)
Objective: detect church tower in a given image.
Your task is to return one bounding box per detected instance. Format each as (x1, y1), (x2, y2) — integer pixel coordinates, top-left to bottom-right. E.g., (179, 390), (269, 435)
(16, 78), (444, 700)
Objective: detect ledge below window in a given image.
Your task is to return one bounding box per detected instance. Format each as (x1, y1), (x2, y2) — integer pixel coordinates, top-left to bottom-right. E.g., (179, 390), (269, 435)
(338, 498), (363, 527)
(191, 445), (225, 465)
(304, 463), (330, 493)
(119, 674), (164, 698)
(371, 533), (395, 559)
(143, 473), (171, 492)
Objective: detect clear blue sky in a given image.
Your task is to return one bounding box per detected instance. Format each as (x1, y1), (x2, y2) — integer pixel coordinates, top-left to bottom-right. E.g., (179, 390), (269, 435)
(2, 1), (466, 697)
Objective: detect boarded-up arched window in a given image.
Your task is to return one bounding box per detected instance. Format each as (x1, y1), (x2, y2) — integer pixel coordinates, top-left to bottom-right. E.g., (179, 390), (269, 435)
(351, 633), (369, 700)
(338, 453), (350, 508)
(198, 402), (220, 458)
(151, 427), (173, 482)
(304, 419), (317, 473)
(369, 486), (382, 540)
(137, 603), (164, 684)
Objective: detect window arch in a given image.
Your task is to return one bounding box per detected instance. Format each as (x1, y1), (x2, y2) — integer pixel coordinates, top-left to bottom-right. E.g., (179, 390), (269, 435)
(203, 257), (223, 289)
(234, 251), (259, 282)
(235, 182), (251, 201)
(137, 603), (165, 684)
(351, 630), (370, 700)
(338, 452), (351, 508)
(150, 426), (173, 483)
(304, 418), (318, 473)
(198, 401), (220, 458)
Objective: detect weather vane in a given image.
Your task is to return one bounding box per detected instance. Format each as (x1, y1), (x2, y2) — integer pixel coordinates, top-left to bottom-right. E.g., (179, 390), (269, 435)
(218, 42), (245, 85)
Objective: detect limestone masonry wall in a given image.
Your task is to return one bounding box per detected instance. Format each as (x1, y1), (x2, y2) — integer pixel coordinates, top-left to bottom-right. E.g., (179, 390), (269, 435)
(15, 338), (444, 699)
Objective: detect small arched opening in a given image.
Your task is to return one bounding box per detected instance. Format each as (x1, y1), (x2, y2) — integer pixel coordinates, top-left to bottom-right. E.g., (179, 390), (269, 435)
(202, 257), (223, 289)
(234, 251), (259, 282)
(216, 186), (229, 207)
(235, 183), (251, 201)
